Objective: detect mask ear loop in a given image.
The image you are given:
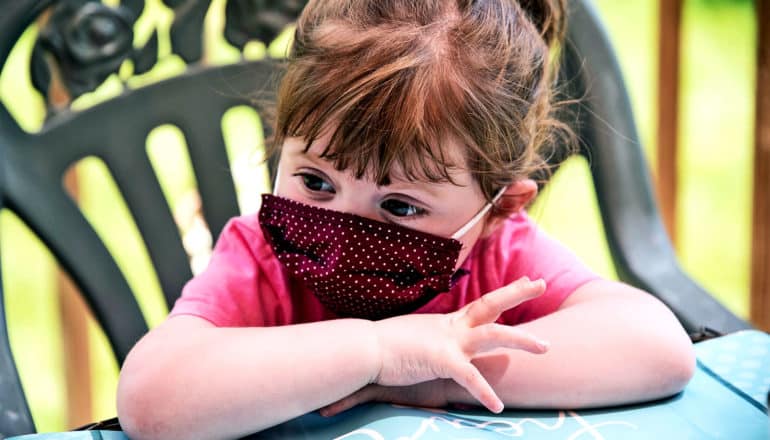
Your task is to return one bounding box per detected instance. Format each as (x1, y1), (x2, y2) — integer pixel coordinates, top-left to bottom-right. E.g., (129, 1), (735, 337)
(272, 168), (281, 195)
(451, 186), (507, 239)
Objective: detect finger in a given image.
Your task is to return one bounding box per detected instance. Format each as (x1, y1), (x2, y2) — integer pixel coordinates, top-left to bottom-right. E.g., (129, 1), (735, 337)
(448, 361), (504, 414)
(320, 393), (366, 417)
(460, 278), (546, 327)
(320, 386), (378, 417)
(463, 323), (549, 355)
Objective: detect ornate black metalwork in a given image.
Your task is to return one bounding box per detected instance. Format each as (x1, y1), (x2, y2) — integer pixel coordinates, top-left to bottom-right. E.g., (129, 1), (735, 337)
(25, 0), (306, 110)
(224, 0), (308, 51)
(162, 0), (211, 64)
(131, 29), (158, 75)
(31, 0), (143, 100)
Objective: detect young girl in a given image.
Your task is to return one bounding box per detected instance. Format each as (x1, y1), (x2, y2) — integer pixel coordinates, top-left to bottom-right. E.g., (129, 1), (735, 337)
(117, 0), (695, 438)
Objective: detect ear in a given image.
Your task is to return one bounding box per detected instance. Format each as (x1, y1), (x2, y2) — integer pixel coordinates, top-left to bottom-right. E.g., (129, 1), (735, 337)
(480, 179), (538, 238)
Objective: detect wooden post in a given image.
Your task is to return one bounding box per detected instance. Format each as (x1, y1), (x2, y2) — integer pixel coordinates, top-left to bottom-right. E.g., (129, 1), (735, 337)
(656, 0), (683, 244)
(750, 0), (770, 332)
(59, 169), (93, 428)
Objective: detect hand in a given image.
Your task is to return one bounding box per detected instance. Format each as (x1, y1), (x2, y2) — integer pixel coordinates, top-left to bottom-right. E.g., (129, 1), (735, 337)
(319, 380), (449, 417)
(372, 277), (549, 413)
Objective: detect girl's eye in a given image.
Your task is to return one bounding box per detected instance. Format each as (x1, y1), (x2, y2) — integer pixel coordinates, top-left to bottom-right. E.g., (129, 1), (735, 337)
(297, 173), (335, 193)
(380, 199), (425, 218)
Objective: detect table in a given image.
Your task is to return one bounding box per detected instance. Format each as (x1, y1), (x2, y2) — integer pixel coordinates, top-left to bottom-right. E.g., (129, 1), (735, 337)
(10, 330), (770, 440)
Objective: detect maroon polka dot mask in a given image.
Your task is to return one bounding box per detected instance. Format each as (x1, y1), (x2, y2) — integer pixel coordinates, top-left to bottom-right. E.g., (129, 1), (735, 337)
(258, 194), (471, 320)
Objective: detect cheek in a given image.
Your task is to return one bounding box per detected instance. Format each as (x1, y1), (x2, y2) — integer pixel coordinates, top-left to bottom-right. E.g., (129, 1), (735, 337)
(273, 166), (301, 200)
(275, 179), (296, 199)
(453, 220), (486, 270)
(276, 184), (320, 210)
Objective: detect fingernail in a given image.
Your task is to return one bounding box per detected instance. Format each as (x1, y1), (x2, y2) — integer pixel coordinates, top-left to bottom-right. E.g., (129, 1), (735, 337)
(537, 340), (550, 351)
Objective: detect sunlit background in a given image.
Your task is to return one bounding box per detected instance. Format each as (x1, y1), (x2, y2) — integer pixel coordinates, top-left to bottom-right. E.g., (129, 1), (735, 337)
(0, 0), (758, 432)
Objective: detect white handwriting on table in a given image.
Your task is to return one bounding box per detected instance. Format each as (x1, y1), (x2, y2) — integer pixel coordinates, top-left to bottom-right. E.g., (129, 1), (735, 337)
(333, 410), (638, 440)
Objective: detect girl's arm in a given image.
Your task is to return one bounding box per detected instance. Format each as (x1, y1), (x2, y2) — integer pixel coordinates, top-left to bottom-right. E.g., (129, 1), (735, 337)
(459, 280), (696, 408)
(323, 280), (696, 413)
(117, 278), (547, 440)
(118, 317), (381, 440)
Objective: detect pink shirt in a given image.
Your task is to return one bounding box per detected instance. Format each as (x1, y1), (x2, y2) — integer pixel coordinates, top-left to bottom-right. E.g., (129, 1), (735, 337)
(170, 210), (600, 327)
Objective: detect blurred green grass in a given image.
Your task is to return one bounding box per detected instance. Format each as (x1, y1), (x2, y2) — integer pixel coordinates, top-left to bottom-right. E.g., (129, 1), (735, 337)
(0, 0), (757, 433)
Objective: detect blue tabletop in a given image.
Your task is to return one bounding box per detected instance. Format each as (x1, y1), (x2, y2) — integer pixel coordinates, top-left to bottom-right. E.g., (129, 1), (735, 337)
(10, 331), (770, 440)
(695, 329), (770, 410)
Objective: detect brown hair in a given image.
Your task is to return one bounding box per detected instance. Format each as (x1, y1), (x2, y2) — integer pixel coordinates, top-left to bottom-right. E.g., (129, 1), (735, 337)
(269, 0), (569, 217)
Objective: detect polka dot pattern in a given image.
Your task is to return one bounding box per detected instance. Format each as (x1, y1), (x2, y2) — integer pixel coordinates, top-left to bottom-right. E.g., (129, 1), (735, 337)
(258, 194), (463, 320)
(695, 330), (770, 410)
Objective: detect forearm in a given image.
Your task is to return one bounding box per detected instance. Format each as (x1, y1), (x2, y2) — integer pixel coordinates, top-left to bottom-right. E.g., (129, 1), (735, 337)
(117, 316), (380, 440)
(446, 281), (696, 409)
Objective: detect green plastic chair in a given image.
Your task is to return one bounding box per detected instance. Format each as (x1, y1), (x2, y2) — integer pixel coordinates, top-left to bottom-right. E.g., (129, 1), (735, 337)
(558, 3), (749, 337)
(0, 0), (288, 435)
(0, 127), (34, 437)
(0, 0), (750, 436)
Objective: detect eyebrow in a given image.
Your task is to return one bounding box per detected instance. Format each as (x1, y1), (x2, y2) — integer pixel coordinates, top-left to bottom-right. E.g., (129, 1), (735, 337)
(296, 148), (329, 166)
(289, 138), (461, 201)
(381, 174), (444, 199)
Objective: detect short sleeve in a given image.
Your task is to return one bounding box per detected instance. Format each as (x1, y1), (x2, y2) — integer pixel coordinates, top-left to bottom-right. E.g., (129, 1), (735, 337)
(495, 212), (601, 324)
(168, 214), (293, 327)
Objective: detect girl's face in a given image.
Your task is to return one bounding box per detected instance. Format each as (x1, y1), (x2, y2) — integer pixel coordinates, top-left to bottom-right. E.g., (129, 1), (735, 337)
(274, 135), (492, 269)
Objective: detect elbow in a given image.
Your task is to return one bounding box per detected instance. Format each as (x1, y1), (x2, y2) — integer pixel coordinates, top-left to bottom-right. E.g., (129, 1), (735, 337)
(117, 346), (185, 440)
(117, 372), (172, 440)
(662, 344), (696, 396)
(117, 399), (150, 440)
(117, 386), (147, 440)
(116, 318), (215, 439)
(651, 332), (697, 398)
(636, 294), (698, 398)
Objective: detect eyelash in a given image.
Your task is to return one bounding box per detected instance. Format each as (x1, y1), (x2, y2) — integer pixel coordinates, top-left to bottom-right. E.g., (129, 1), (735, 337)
(294, 172), (335, 194)
(380, 199), (427, 219)
(292, 171), (428, 219)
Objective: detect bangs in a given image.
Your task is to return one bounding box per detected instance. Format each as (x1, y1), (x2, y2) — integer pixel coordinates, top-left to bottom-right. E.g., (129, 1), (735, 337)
(274, 21), (474, 186)
(272, 0), (561, 206)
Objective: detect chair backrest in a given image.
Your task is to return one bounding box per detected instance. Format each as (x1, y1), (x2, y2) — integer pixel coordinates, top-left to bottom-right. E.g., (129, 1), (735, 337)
(0, 0), (289, 435)
(0, 0), (289, 360)
(561, 0), (749, 334)
(0, 0), (750, 436)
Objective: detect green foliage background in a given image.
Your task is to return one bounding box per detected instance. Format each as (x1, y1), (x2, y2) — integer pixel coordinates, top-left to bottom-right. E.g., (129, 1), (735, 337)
(0, 0), (758, 433)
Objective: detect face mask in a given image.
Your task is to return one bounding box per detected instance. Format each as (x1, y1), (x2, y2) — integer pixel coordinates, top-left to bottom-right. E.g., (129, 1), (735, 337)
(258, 184), (504, 320)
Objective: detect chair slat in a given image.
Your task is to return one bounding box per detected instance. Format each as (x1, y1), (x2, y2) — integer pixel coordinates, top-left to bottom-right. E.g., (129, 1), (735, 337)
(179, 112), (240, 242)
(178, 62), (280, 237)
(102, 138), (193, 311)
(5, 145), (147, 363)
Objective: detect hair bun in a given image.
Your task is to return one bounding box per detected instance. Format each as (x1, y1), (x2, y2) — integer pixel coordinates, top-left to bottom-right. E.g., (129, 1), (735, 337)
(517, 0), (566, 47)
